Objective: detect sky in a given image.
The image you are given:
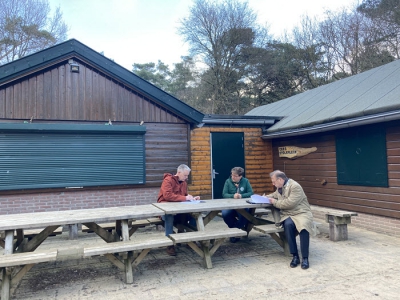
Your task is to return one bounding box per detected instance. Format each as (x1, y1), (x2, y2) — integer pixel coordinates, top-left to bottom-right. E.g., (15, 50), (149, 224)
(48, 0), (356, 71)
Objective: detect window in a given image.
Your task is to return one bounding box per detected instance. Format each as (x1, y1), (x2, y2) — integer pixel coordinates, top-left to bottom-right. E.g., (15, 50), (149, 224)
(336, 124), (388, 187)
(0, 123), (146, 191)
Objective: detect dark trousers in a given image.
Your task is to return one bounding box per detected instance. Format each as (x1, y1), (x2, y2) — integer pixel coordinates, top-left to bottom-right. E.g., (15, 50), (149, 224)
(162, 213), (196, 236)
(283, 217), (310, 258)
(222, 208), (250, 230)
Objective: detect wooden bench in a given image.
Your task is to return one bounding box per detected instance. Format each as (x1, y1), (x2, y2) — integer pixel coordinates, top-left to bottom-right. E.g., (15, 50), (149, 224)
(324, 211), (358, 241)
(168, 228), (247, 269)
(252, 224), (289, 256)
(0, 235), (173, 298)
(81, 217), (163, 236)
(254, 208), (271, 218)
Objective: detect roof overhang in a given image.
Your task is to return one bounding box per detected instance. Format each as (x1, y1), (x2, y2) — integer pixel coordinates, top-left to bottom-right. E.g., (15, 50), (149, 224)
(199, 114), (281, 128)
(261, 110), (400, 139)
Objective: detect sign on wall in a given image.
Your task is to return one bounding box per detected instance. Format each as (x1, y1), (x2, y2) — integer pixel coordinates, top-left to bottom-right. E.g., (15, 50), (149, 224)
(279, 146), (317, 159)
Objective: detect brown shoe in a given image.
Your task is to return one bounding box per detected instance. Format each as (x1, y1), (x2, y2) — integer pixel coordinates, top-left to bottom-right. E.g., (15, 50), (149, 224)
(166, 246), (176, 256)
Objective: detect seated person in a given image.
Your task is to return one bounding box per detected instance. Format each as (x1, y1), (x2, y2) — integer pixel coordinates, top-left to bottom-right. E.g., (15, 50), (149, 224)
(157, 164), (200, 256)
(221, 167), (253, 242)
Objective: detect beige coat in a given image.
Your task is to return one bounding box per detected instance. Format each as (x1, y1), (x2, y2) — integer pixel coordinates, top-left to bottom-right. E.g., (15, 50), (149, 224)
(267, 179), (316, 236)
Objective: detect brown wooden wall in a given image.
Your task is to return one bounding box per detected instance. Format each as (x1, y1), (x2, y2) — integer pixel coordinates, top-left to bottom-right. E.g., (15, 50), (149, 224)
(271, 123), (400, 219)
(0, 58), (182, 123)
(0, 57), (191, 193)
(189, 127), (275, 199)
(145, 122), (190, 185)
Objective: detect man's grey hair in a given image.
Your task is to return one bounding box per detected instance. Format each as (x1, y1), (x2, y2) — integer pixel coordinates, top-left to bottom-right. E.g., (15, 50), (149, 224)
(270, 170), (288, 180)
(177, 164), (191, 172)
(231, 167), (244, 176)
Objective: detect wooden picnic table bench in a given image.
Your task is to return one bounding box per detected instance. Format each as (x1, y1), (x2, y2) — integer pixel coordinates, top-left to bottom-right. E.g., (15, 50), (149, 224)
(0, 205), (166, 300)
(152, 199), (283, 268)
(169, 228), (247, 268)
(311, 205), (358, 241)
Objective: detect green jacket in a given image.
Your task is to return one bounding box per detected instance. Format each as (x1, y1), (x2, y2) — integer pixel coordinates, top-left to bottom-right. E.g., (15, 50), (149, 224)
(222, 177), (253, 199)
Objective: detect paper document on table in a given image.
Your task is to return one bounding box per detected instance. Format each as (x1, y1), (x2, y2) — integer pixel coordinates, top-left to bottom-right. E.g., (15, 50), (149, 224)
(183, 200), (203, 204)
(247, 194), (271, 204)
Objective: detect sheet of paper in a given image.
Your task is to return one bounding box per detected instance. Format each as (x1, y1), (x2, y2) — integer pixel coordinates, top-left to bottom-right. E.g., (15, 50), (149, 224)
(182, 200), (202, 204)
(248, 194), (270, 204)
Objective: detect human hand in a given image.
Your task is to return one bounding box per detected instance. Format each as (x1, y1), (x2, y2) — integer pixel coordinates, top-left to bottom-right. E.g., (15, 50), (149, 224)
(186, 194), (194, 201)
(194, 196), (200, 200)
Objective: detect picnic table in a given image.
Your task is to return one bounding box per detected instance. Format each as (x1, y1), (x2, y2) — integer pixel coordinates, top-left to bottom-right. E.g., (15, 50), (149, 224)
(153, 198), (285, 268)
(1, 199), (286, 299)
(0, 205), (167, 300)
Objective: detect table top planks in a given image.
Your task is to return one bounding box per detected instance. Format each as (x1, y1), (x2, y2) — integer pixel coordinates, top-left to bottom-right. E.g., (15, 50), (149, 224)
(0, 205), (165, 231)
(152, 198), (272, 214)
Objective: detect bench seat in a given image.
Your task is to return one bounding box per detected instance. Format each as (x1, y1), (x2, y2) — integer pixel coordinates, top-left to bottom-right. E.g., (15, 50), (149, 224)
(169, 228), (247, 269)
(325, 211), (358, 241)
(84, 235), (172, 257)
(81, 218), (163, 235)
(168, 228), (246, 244)
(0, 250), (57, 268)
(254, 208), (271, 218)
(253, 224), (284, 234)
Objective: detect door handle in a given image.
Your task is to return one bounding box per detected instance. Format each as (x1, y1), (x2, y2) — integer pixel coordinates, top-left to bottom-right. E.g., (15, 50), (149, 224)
(212, 169), (219, 179)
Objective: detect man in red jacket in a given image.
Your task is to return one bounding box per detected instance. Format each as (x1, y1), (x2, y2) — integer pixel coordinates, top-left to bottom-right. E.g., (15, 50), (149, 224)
(157, 164), (200, 256)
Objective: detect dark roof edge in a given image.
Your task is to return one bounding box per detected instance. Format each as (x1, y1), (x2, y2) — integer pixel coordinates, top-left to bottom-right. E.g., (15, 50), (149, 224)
(261, 110), (400, 139)
(0, 39), (204, 124)
(200, 114), (281, 126)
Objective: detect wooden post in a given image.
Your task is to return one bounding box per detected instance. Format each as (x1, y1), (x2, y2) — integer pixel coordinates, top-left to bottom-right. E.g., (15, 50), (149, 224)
(325, 215), (351, 241)
(1, 230), (14, 300)
(68, 224), (78, 240)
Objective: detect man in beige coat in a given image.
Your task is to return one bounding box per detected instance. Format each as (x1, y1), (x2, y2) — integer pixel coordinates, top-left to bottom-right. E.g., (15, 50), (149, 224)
(266, 170), (316, 269)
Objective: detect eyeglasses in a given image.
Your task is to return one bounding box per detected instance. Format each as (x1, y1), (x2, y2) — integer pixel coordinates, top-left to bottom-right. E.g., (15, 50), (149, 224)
(231, 174), (241, 178)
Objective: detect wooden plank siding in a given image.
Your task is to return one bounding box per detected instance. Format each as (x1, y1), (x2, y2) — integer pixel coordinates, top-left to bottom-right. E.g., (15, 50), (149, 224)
(145, 123), (190, 186)
(0, 59), (191, 191)
(0, 60), (182, 124)
(189, 127), (275, 199)
(271, 123), (400, 219)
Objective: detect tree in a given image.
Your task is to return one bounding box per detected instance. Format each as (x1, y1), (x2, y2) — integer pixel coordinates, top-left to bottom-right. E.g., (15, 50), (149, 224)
(0, 0), (68, 64)
(358, 0), (400, 24)
(358, 0), (400, 58)
(178, 0), (266, 114)
(132, 60), (172, 92)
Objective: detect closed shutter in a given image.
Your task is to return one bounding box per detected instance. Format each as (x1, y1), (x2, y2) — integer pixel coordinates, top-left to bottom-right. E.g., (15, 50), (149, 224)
(0, 123), (146, 191)
(336, 124), (388, 187)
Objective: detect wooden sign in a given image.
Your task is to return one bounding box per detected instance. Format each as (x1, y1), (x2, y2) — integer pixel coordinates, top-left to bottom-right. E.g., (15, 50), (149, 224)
(278, 146), (317, 159)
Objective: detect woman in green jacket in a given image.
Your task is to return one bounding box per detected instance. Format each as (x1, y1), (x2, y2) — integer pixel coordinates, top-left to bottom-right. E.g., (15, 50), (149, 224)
(222, 167), (254, 242)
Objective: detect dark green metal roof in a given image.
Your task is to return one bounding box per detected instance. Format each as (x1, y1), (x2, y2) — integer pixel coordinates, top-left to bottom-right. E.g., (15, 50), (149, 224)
(0, 39), (204, 125)
(247, 58), (400, 138)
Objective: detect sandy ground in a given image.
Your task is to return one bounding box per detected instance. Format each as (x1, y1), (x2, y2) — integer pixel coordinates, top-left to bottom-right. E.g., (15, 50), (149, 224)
(3, 217), (400, 300)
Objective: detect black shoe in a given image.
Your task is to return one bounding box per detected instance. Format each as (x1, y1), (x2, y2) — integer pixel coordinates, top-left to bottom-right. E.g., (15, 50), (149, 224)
(290, 256), (300, 268)
(229, 237), (240, 243)
(301, 258), (309, 269)
(166, 246), (176, 256)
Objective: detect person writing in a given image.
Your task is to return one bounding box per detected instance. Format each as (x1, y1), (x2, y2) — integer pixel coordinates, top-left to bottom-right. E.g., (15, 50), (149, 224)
(265, 170), (316, 269)
(157, 164), (200, 256)
(221, 167), (254, 243)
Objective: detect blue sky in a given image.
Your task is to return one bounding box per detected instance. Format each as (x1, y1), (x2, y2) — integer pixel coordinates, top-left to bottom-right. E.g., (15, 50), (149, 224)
(48, 0), (355, 70)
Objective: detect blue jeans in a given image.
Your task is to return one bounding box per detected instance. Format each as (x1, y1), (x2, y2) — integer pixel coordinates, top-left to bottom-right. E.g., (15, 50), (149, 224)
(283, 217), (310, 258)
(221, 208), (250, 230)
(162, 214), (196, 236)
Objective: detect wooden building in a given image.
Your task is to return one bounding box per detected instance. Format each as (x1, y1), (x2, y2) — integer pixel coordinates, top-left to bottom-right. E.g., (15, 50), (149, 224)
(247, 59), (400, 236)
(0, 39), (276, 215)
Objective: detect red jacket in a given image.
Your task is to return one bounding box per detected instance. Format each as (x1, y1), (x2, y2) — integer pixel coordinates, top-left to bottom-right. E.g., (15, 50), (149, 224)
(157, 173), (188, 203)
